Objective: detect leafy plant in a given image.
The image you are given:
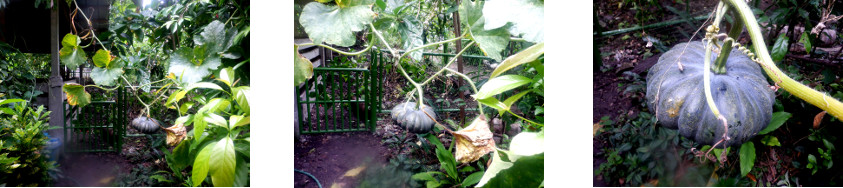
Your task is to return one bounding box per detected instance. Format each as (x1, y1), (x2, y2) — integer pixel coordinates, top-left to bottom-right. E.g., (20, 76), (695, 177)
(0, 100), (54, 186)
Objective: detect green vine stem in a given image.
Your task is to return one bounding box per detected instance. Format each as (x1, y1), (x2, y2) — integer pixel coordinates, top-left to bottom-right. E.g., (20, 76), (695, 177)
(722, 0), (843, 120)
(443, 67), (484, 116)
(704, 2), (727, 118)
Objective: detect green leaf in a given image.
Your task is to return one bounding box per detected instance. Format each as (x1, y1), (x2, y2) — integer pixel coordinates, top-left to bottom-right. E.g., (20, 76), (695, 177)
(169, 46), (222, 84)
(758, 112), (791, 135)
(374, 0), (386, 10)
(490, 43), (544, 79)
(165, 90), (188, 109)
(230, 115), (250, 129)
(150, 175), (173, 183)
(460, 0), (510, 61)
(294, 45), (314, 86)
(92, 50), (113, 68)
(477, 150), (543, 187)
(411, 171), (439, 182)
(217, 67), (234, 87)
(739, 142), (756, 177)
(62, 83), (91, 107)
(824, 139), (835, 151)
(299, 2), (374, 47)
(198, 98), (231, 114)
(192, 142), (214, 187)
(712, 147), (730, 164)
(760, 135), (782, 147)
(0, 99), (25, 106)
(196, 20), (235, 57)
(477, 97), (508, 116)
(179, 101), (195, 115)
(90, 60), (124, 86)
(473, 75), (531, 99)
(462, 171), (484, 187)
(482, 0), (544, 43)
(210, 137), (236, 187)
(193, 112), (208, 142)
(233, 86), (250, 115)
(503, 90), (531, 109)
(399, 16), (424, 61)
(435, 145), (458, 181)
(234, 139), (250, 158)
(204, 113), (228, 128)
(800, 32), (812, 54)
(59, 34), (87, 70)
(771, 34), (789, 63)
(186, 82), (224, 92)
(233, 156), (249, 187)
(509, 131), (544, 156)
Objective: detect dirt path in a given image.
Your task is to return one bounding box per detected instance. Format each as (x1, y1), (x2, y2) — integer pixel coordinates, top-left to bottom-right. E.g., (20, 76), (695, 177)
(52, 152), (132, 186)
(294, 132), (390, 188)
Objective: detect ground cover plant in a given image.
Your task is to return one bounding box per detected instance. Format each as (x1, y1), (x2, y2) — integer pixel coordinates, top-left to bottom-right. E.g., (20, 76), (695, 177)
(294, 0), (544, 187)
(595, 0), (843, 186)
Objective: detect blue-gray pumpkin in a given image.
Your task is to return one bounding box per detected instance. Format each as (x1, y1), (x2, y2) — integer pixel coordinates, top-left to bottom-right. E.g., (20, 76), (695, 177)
(131, 116), (163, 134)
(646, 41), (775, 148)
(390, 102), (436, 133)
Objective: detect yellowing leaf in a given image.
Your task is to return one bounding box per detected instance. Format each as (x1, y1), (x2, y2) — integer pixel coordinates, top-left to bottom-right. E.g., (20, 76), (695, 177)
(163, 123), (187, 147)
(62, 83), (91, 107)
(453, 117), (496, 163)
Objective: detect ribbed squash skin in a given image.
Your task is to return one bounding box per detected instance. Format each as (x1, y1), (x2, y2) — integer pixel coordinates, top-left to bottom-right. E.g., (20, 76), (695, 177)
(131, 116), (162, 134)
(391, 102), (436, 133)
(646, 41), (775, 148)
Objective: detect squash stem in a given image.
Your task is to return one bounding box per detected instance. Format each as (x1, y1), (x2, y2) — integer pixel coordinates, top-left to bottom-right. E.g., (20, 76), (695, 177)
(712, 9), (744, 74)
(722, 0), (843, 120)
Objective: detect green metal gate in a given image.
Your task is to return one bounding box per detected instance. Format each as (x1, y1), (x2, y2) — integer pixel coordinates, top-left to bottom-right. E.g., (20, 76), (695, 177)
(295, 50), (384, 134)
(63, 87), (127, 152)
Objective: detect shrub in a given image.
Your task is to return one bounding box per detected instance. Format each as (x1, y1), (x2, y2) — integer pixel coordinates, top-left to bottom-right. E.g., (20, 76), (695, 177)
(0, 101), (54, 186)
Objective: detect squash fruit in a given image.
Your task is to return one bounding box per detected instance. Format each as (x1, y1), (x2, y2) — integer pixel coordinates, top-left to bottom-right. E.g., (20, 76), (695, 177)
(131, 116), (163, 134)
(646, 41), (775, 148)
(391, 102), (437, 133)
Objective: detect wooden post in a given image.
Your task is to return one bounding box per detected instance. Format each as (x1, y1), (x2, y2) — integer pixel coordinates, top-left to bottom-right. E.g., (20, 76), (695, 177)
(452, 0), (466, 126)
(49, 5), (64, 130)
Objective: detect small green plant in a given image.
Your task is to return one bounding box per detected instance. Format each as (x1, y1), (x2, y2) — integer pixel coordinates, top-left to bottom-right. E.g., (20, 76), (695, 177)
(412, 134), (484, 188)
(0, 100), (54, 186)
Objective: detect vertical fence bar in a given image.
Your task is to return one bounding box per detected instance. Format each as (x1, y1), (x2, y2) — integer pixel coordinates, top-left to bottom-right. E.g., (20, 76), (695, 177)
(315, 71), (322, 132)
(332, 71), (339, 131)
(296, 84), (304, 134)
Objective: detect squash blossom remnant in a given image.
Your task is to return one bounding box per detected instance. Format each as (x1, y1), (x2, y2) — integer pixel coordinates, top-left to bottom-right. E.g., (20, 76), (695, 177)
(453, 117), (496, 163)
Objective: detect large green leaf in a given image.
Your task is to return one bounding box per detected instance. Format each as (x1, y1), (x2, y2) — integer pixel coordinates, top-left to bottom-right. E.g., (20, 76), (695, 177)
(771, 34), (789, 63)
(490, 43), (544, 79)
(460, 0), (510, 61)
(482, 0), (544, 43)
(90, 60), (124, 86)
(233, 86), (250, 115)
(294, 45), (314, 86)
(169, 46), (222, 84)
(473, 75), (531, 99)
(59, 34), (87, 70)
(199, 98), (231, 114)
(477, 149), (543, 187)
(800, 32), (812, 54)
(62, 83), (91, 107)
(477, 97), (508, 116)
(0, 99), (25, 106)
(299, 2), (375, 47)
(758, 111), (791, 135)
(739, 141), (756, 177)
(399, 16), (424, 61)
(195, 21), (235, 58)
(210, 137), (236, 187)
(192, 142), (214, 186)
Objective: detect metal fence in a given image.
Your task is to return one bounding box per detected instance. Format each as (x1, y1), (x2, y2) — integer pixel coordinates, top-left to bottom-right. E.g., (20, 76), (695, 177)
(62, 86), (127, 152)
(295, 50), (384, 134)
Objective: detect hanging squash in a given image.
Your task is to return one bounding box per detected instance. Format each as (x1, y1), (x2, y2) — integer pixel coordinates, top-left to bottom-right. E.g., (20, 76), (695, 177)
(130, 116), (163, 134)
(646, 41), (775, 148)
(391, 102), (437, 133)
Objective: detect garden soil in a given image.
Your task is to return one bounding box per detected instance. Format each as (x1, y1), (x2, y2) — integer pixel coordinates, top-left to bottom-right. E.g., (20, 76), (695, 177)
(294, 132), (390, 188)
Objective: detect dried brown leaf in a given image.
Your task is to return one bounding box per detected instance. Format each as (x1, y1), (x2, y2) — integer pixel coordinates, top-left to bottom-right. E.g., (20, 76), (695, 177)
(163, 123), (186, 146)
(453, 117), (496, 163)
